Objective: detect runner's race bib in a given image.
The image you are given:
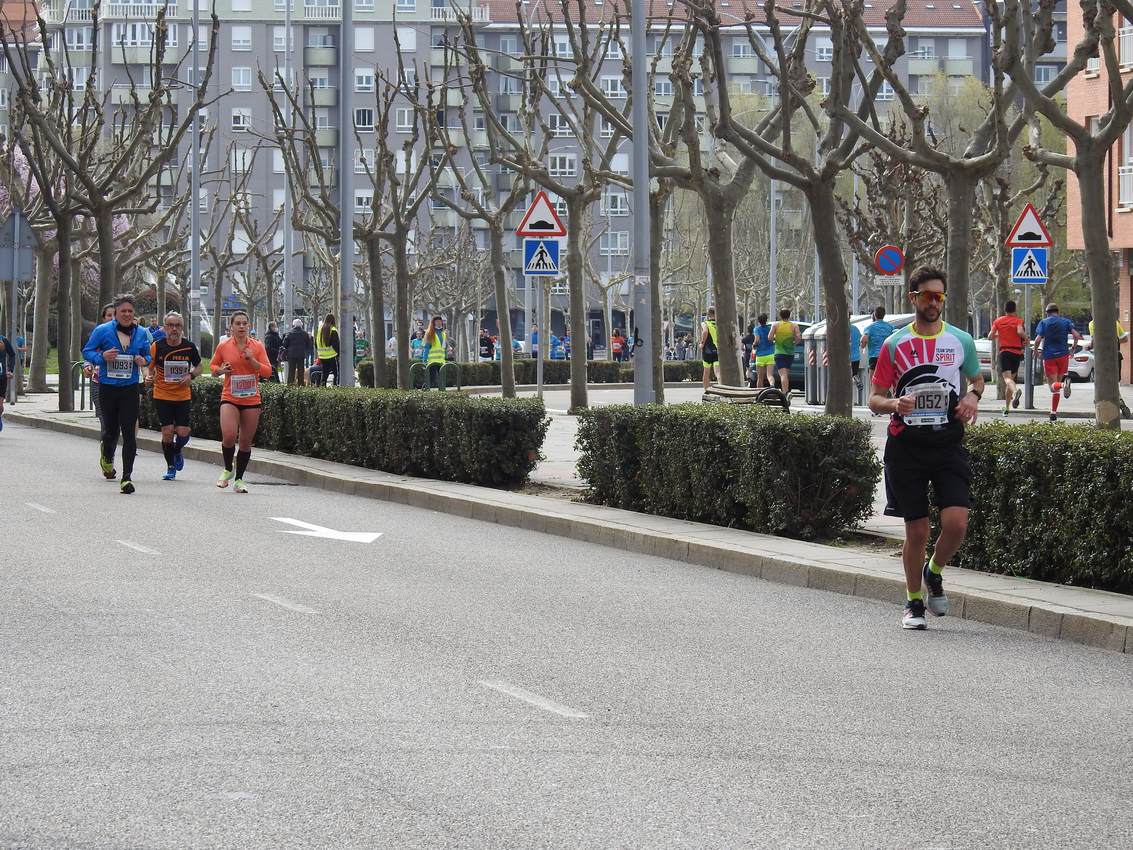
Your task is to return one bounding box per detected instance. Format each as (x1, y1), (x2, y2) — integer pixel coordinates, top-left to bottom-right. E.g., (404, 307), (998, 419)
(231, 373), (258, 398)
(106, 355), (134, 380)
(904, 385), (951, 427)
(164, 360), (190, 383)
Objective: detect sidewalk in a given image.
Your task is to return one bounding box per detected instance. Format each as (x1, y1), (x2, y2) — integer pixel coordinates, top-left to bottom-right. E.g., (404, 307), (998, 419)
(5, 390), (1132, 654)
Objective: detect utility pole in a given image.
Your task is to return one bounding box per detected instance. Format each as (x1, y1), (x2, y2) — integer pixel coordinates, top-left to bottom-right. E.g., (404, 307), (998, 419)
(190, 0), (201, 346)
(338, 0), (356, 386)
(629, 0), (653, 403)
(282, 0), (293, 329)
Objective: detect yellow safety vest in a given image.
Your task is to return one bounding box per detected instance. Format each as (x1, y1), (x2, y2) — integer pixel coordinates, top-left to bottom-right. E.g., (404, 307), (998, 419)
(316, 326), (337, 360)
(427, 331), (446, 364)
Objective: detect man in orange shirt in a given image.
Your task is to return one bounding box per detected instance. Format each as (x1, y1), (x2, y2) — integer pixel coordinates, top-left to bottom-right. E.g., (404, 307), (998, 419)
(988, 300), (1029, 416)
(146, 312), (202, 480)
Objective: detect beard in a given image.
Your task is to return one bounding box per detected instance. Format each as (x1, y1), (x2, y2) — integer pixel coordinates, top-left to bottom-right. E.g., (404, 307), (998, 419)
(915, 304), (941, 324)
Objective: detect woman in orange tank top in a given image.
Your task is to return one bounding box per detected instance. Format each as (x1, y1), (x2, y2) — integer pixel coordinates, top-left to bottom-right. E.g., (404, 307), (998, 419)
(210, 310), (273, 493)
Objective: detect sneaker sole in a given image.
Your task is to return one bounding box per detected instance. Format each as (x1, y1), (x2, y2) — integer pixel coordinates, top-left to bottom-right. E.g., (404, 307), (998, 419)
(902, 620), (927, 630)
(926, 599), (950, 617)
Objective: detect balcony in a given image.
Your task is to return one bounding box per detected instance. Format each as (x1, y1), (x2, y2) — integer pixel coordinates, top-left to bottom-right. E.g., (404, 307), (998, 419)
(1120, 165), (1133, 208)
(907, 57), (939, 76)
(303, 2), (341, 20)
(314, 127), (337, 147)
(438, 127), (464, 147)
(445, 86), (467, 107)
(106, 3), (178, 17)
(431, 6), (490, 23)
(304, 46), (337, 66)
(469, 128), (488, 148)
(311, 86), (337, 107)
(430, 208), (460, 228)
(1122, 26), (1133, 67)
(495, 92), (521, 112)
(943, 57), (973, 76)
(41, 5), (95, 23)
(727, 54), (759, 74)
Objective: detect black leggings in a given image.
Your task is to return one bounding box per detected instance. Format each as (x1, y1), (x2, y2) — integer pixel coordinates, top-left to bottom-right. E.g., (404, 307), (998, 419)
(321, 357), (339, 386)
(100, 383), (139, 479)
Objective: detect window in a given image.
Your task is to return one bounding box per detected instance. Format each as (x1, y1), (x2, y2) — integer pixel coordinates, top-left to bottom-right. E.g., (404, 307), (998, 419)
(314, 108), (331, 129)
(815, 37), (833, 62)
(395, 107), (412, 131)
(111, 22), (177, 47)
(911, 37), (934, 59)
(600, 231), (629, 256)
(654, 79), (673, 97)
(500, 75), (520, 94)
(231, 67), (252, 90)
(732, 38), (754, 58)
(231, 147), (253, 172)
(232, 0), (251, 10)
(396, 26), (417, 52)
(273, 188), (285, 210)
(817, 77), (831, 97)
(396, 0), (415, 10)
(611, 152), (629, 174)
(354, 108), (375, 130)
(354, 26), (375, 51)
(356, 0), (375, 10)
(600, 116), (615, 138)
(231, 107), (252, 131)
(355, 68), (374, 92)
(607, 39), (622, 60)
(877, 80), (894, 101)
(400, 68), (417, 89)
(655, 111), (668, 130)
(273, 149), (285, 173)
(603, 191), (629, 216)
(355, 148), (374, 172)
(554, 36), (570, 57)
(0, 88), (7, 111)
(652, 36), (672, 57)
(601, 76), (626, 98)
(947, 75), (963, 95)
(231, 25), (251, 51)
(272, 27), (294, 52)
(394, 149), (418, 173)
(307, 28), (333, 48)
(1034, 64), (1056, 87)
(355, 190), (373, 213)
(274, 0), (292, 9)
(546, 76), (562, 97)
(548, 113), (571, 137)
(66, 26), (93, 51)
(309, 70), (330, 88)
(947, 38), (967, 59)
(499, 36), (517, 56)
(548, 154), (576, 177)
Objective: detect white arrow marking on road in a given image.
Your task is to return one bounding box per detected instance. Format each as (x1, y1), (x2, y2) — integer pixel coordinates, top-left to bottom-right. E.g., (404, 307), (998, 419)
(270, 517), (383, 544)
(252, 593), (319, 614)
(25, 502), (55, 514)
(479, 680), (589, 719)
(115, 540), (161, 555)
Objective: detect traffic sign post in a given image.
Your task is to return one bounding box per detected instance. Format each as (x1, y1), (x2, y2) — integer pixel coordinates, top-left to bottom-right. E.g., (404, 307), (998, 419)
(1006, 205), (1053, 410)
(517, 192), (568, 400)
(873, 244), (906, 276)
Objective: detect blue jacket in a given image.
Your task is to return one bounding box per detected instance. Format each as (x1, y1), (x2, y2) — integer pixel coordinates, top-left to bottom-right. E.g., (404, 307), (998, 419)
(82, 321), (152, 386)
(0, 335), (14, 375)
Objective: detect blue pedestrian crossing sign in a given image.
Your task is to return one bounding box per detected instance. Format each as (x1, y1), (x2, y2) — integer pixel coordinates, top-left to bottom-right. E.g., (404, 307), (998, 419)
(523, 238), (560, 276)
(1011, 246), (1048, 284)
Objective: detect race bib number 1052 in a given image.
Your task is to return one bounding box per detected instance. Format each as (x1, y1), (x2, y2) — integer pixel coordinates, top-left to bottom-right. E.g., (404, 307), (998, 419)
(904, 385), (951, 427)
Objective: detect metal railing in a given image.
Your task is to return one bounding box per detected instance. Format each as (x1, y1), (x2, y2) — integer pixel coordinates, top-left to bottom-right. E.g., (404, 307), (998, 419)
(303, 2), (341, 18)
(431, 6), (490, 22)
(1122, 26), (1133, 66)
(1119, 165), (1133, 208)
(107, 3), (178, 17)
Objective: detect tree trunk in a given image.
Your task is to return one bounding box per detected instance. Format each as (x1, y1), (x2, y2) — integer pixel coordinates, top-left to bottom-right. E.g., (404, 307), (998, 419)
(392, 233), (412, 389)
(212, 263), (224, 348)
(96, 205), (116, 309)
(367, 238), (386, 384)
(810, 179), (853, 417)
(943, 170), (977, 331)
(703, 200), (742, 386)
(157, 268), (168, 319)
(649, 188), (668, 404)
(27, 245), (53, 393)
(603, 288), (613, 361)
(565, 196), (588, 411)
(1077, 156), (1122, 430)
(489, 224), (516, 397)
(57, 219), (74, 412)
(70, 257), (82, 363)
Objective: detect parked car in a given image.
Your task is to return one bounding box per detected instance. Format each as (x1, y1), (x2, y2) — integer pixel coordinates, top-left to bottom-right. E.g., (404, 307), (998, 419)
(974, 337), (995, 381)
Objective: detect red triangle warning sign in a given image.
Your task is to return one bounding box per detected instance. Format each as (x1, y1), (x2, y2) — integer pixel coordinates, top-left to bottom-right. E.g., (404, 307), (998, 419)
(516, 190), (567, 238)
(1005, 202), (1053, 248)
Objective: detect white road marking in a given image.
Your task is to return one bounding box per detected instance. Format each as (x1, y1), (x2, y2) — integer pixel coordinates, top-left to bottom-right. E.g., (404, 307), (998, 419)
(114, 540), (161, 555)
(479, 680), (589, 719)
(269, 517), (382, 544)
(252, 593), (319, 615)
(25, 502), (55, 514)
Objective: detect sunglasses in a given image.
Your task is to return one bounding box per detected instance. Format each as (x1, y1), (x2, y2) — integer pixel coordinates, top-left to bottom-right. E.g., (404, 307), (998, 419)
(913, 291), (946, 304)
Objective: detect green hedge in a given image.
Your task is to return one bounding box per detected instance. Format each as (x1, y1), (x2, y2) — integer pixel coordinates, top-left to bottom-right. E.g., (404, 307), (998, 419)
(961, 423), (1133, 593)
(576, 404), (880, 539)
(358, 358), (706, 388)
(139, 378), (549, 487)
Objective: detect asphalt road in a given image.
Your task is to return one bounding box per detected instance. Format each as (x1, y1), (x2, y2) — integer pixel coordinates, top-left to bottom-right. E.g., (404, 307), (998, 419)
(2, 421), (1131, 849)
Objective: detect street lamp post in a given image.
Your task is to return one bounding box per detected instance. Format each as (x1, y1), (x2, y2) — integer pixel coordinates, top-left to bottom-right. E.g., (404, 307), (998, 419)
(282, 0), (293, 329)
(338, 0), (356, 386)
(190, 0), (201, 346)
(629, 0), (653, 404)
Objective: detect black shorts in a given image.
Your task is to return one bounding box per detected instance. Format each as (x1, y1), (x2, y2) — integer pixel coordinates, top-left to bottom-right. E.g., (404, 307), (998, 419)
(0, 374), (6, 396)
(774, 353), (794, 371)
(999, 351), (1023, 375)
(868, 356), (879, 370)
(220, 400), (262, 410)
(883, 437), (971, 522)
(154, 398), (191, 428)
(702, 355), (718, 366)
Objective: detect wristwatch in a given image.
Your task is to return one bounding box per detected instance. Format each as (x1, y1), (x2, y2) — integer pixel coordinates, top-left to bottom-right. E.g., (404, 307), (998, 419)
(969, 388), (983, 401)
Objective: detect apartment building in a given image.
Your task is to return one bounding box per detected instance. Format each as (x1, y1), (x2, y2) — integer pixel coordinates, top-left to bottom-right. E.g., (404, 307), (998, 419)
(4, 0), (990, 341)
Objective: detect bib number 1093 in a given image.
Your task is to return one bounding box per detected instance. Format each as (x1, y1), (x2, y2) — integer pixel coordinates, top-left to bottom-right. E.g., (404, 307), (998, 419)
(904, 386), (950, 426)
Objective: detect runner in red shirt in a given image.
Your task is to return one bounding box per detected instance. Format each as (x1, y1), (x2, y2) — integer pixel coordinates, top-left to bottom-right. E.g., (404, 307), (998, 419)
(988, 300), (1028, 416)
(210, 310), (273, 493)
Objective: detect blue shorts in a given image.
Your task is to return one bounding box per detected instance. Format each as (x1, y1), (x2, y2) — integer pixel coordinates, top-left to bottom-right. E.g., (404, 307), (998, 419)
(774, 354), (794, 371)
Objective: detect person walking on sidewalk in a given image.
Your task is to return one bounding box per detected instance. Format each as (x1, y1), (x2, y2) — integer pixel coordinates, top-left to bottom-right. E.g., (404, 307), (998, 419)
(0, 331), (15, 431)
(989, 300), (1028, 416)
(283, 319), (311, 386)
(770, 308), (800, 395)
(1032, 303), (1080, 424)
(315, 314), (340, 387)
(81, 294), (152, 494)
(211, 310), (273, 493)
(263, 322), (283, 383)
(146, 312), (201, 481)
(700, 308), (719, 390)
(869, 266), (984, 631)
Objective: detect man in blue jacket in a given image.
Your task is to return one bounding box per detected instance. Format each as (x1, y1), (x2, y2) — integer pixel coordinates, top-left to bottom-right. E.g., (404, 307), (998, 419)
(82, 294), (152, 493)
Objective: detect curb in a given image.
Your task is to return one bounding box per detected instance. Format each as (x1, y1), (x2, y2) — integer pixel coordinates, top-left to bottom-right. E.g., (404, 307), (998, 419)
(8, 409), (1131, 655)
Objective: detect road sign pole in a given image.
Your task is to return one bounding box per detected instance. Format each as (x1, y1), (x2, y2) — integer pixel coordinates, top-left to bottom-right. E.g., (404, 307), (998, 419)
(1024, 283), (1034, 410)
(535, 276), (543, 399)
(8, 211), (19, 404)
(630, 0), (654, 405)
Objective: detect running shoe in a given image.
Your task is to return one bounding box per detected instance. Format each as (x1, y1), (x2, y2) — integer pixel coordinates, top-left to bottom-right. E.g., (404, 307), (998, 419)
(902, 599), (927, 630)
(1013, 388), (1022, 409)
(120, 479), (135, 495)
(1062, 378), (1071, 398)
(174, 449), (185, 472)
(233, 478), (248, 494)
(1121, 401), (1132, 420)
(922, 561), (950, 617)
(1002, 407), (1009, 417)
(216, 469), (234, 489)
(1049, 413), (1057, 424)
(162, 468), (176, 481)
(100, 453), (116, 480)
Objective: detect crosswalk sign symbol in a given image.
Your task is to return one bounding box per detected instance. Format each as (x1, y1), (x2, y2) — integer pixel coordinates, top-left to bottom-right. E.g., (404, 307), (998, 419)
(523, 238), (560, 276)
(1011, 246), (1048, 283)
